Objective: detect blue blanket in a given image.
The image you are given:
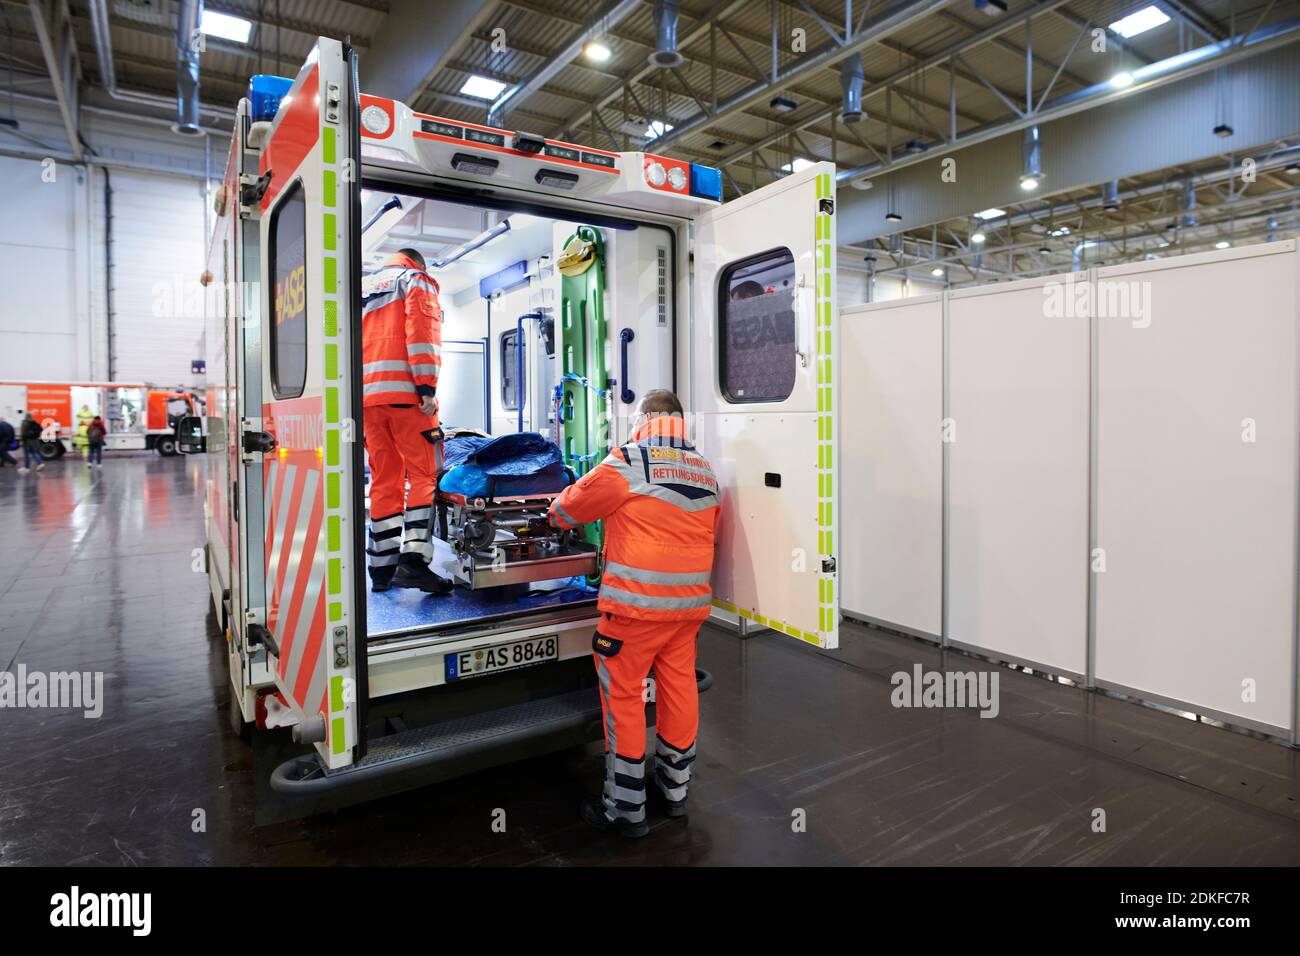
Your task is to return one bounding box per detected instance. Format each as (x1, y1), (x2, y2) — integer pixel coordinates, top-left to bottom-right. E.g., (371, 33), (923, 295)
(439, 432), (571, 499)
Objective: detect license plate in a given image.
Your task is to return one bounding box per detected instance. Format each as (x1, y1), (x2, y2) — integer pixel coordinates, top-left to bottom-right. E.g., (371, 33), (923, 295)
(445, 634), (559, 681)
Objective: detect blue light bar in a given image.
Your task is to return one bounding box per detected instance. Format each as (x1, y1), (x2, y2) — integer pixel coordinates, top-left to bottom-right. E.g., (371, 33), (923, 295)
(248, 75), (294, 123)
(690, 163), (723, 202)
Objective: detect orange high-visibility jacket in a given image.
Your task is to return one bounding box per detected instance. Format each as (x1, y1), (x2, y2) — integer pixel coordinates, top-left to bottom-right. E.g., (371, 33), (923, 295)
(549, 416), (721, 622)
(360, 252), (441, 408)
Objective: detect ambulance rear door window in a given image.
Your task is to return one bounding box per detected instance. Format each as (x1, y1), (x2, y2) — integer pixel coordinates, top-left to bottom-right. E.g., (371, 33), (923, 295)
(718, 247), (796, 403)
(270, 180), (308, 400)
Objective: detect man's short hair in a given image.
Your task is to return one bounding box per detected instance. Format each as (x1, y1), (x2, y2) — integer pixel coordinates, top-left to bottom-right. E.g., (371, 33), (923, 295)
(639, 389), (683, 418)
(397, 247), (427, 270)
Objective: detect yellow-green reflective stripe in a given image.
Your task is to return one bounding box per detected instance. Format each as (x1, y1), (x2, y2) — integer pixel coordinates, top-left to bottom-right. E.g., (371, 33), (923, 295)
(331, 717), (346, 754)
(326, 429), (340, 466)
(330, 674), (344, 711)
(322, 127), (336, 165)
(323, 213), (336, 251)
(323, 257), (337, 294)
(327, 471), (340, 509)
(324, 299), (337, 336)
(329, 601), (342, 621)
(325, 386), (339, 423)
(328, 514), (341, 551)
(328, 557), (341, 593)
(325, 344), (338, 381)
(323, 170), (336, 207)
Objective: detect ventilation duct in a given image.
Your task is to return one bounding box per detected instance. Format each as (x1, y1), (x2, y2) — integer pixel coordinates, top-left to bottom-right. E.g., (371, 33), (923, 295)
(1020, 125), (1042, 189)
(175, 0), (204, 136)
(1181, 179), (1198, 227)
(840, 54), (864, 123)
(1102, 179), (1120, 211)
(649, 0), (683, 68)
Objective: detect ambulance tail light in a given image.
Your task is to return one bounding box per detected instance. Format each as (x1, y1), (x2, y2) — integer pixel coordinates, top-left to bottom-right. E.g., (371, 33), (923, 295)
(249, 74), (293, 123)
(690, 163), (722, 202)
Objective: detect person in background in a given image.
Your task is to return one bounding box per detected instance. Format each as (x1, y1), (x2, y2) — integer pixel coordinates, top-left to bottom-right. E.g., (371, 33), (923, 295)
(360, 246), (452, 594)
(86, 416), (107, 468)
(0, 415), (15, 468)
(18, 412), (44, 473)
(548, 389), (721, 838)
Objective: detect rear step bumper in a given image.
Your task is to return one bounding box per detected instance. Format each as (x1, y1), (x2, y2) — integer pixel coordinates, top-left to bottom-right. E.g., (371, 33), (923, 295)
(271, 668), (713, 796)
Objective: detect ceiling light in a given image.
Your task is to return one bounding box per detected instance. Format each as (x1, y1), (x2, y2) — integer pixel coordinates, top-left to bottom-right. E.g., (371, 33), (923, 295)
(1019, 174), (1040, 191)
(1108, 6), (1171, 39)
(460, 75), (508, 99)
(1038, 245), (1051, 255)
(1213, 123), (1234, 138)
(201, 10), (253, 44)
(1284, 163), (1300, 175)
(782, 158), (815, 174)
(644, 120), (673, 139)
(971, 230), (986, 244)
(583, 40), (612, 62)
(770, 96), (798, 113)
(1215, 240), (1230, 249)
(885, 211), (903, 223)
(1048, 225), (1071, 237)
(931, 266), (945, 277)
(974, 208), (1006, 220)
(1110, 71), (1134, 89)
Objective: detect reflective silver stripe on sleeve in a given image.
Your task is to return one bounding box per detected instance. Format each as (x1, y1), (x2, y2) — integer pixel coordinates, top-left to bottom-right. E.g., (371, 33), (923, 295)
(603, 561), (711, 586)
(363, 380), (417, 397)
(597, 585), (712, 611)
(551, 501), (579, 528)
(408, 362), (440, 375)
(370, 514), (404, 533)
(363, 360), (413, 375)
(407, 343), (441, 357)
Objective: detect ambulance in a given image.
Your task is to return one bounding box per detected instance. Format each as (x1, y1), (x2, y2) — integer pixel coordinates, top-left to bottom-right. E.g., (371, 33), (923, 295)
(184, 38), (839, 807)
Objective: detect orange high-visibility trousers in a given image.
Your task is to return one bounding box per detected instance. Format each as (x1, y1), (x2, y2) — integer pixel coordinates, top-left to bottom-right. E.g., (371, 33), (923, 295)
(591, 613), (700, 824)
(365, 403), (443, 585)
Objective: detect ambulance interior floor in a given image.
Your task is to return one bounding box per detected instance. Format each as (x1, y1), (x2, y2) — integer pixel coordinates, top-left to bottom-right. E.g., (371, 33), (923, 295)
(364, 538), (596, 637)
(2, 455), (1298, 865)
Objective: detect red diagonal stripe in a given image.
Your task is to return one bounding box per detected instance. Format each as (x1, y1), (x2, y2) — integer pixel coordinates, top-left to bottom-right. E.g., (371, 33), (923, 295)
(293, 591), (329, 706)
(276, 477), (325, 679)
(269, 464), (308, 636)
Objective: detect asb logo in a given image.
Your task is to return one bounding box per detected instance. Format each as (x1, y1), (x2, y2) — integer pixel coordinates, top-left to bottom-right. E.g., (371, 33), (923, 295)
(275, 264), (306, 327)
(649, 447), (680, 460)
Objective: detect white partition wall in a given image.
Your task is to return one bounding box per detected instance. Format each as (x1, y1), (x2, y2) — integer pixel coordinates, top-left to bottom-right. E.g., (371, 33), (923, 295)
(946, 278), (1090, 677)
(841, 296), (943, 636)
(1093, 244), (1300, 734)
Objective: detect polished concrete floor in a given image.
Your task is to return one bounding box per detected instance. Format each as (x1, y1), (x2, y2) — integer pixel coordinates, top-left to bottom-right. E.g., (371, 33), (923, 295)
(1, 454), (1298, 865)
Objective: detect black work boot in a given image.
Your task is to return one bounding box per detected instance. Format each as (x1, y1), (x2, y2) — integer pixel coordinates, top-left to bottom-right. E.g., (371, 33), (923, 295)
(391, 552), (453, 594)
(579, 797), (649, 839)
(649, 787), (688, 819)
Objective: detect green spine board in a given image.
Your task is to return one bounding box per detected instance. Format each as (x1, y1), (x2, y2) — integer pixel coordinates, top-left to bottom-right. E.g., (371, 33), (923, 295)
(559, 226), (608, 581)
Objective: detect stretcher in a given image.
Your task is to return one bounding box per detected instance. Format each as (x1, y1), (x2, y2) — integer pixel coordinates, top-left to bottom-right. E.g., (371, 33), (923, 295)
(434, 433), (599, 590)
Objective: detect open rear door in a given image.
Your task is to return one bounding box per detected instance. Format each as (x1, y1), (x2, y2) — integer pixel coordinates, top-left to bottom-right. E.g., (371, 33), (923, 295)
(257, 38), (363, 769)
(693, 164), (838, 648)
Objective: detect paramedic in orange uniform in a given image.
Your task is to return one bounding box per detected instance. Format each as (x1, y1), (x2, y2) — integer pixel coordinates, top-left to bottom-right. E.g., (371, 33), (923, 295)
(361, 248), (452, 594)
(548, 389), (720, 837)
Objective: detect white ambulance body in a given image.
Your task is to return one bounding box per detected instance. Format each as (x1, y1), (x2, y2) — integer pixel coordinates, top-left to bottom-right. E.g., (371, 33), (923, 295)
(192, 38), (838, 806)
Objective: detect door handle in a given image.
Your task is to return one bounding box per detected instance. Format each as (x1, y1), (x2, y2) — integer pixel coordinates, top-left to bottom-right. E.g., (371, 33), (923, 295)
(243, 430), (276, 455)
(619, 328), (636, 405)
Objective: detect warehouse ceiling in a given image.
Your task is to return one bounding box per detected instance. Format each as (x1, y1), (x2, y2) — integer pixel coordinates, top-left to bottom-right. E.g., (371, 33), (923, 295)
(2, 0), (1298, 280)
